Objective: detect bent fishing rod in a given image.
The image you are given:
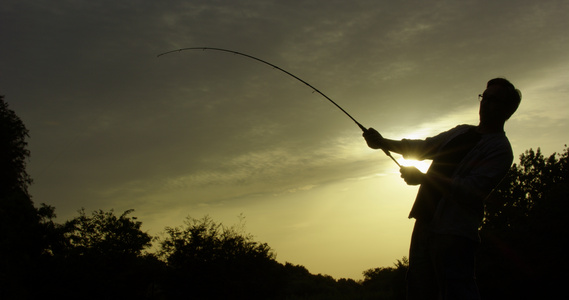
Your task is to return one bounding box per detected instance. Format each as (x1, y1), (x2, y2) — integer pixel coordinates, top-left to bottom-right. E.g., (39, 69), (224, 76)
(157, 47), (400, 167)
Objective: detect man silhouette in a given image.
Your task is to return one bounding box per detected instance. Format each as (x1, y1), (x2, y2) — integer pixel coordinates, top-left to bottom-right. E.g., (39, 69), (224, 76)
(363, 78), (521, 300)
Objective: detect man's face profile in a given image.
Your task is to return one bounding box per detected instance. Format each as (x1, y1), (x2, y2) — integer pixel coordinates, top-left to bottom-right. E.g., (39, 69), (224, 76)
(479, 85), (509, 123)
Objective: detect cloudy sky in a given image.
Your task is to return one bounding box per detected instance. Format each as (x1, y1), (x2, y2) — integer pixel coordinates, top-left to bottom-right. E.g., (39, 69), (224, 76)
(2, 0), (568, 279)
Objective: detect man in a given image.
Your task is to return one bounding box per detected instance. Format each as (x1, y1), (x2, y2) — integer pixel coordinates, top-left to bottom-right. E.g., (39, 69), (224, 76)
(363, 78), (521, 300)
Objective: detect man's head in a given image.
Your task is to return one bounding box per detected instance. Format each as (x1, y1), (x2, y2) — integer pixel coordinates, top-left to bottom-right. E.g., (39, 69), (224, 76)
(479, 78), (522, 122)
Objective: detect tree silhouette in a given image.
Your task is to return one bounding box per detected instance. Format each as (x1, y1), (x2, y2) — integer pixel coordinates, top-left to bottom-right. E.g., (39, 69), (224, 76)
(0, 95), (32, 196)
(0, 95), (46, 298)
(40, 208), (157, 299)
(478, 147), (569, 299)
(158, 215), (282, 299)
(362, 256), (408, 300)
(63, 208), (152, 259)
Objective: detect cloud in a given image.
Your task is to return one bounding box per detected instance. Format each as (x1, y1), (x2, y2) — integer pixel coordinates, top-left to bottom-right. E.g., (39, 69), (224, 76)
(3, 0), (569, 279)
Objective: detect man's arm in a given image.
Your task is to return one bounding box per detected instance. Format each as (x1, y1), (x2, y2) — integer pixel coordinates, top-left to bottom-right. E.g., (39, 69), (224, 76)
(362, 128), (406, 154)
(363, 127), (463, 187)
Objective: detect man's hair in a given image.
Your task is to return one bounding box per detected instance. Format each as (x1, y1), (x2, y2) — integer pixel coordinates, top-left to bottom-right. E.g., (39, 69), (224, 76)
(487, 78), (522, 120)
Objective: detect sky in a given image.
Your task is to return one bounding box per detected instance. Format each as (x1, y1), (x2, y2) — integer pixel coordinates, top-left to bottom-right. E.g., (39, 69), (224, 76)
(1, 0), (568, 279)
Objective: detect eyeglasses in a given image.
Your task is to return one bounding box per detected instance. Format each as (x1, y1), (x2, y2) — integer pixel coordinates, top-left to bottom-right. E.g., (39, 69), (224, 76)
(478, 94), (501, 103)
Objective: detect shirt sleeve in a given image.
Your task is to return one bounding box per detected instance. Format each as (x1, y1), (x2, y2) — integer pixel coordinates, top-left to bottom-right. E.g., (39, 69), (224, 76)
(399, 125), (470, 161)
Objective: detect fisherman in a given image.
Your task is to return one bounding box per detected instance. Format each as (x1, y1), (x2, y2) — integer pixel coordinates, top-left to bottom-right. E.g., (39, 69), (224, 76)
(363, 78), (521, 300)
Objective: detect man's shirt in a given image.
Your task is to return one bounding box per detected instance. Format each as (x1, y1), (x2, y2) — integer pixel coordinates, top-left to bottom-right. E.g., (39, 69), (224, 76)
(400, 124), (513, 241)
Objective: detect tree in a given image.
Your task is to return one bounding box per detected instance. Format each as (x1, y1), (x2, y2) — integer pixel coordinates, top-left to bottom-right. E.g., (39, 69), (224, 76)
(158, 215), (280, 299)
(63, 208), (153, 259)
(478, 147), (569, 299)
(0, 95), (44, 299)
(41, 209), (157, 299)
(483, 147), (568, 230)
(363, 257), (408, 300)
(0, 95), (32, 196)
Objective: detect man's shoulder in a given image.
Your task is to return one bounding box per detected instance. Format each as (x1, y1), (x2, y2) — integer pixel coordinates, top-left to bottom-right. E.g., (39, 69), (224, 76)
(437, 124), (475, 137)
(453, 124), (476, 131)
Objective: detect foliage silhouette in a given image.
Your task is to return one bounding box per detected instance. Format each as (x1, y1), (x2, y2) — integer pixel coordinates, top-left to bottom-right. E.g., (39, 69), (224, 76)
(0, 95), (48, 298)
(362, 257), (408, 299)
(157, 215), (283, 299)
(38, 208), (160, 299)
(63, 208), (153, 259)
(0, 95), (32, 196)
(478, 146), (569, 299)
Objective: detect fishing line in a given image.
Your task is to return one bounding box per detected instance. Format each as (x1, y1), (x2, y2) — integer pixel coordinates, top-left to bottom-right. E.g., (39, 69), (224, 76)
(157, 47), (400, 167)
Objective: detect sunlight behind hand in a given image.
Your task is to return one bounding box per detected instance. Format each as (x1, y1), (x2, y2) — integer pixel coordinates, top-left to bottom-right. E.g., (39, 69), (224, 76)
(397, 158), (431, 173)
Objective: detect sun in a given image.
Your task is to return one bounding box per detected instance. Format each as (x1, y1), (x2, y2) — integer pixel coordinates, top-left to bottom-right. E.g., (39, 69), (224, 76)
(397, 157), (432, 173)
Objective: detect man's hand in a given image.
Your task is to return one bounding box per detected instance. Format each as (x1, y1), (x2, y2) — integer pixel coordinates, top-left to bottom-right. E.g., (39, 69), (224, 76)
(362, 128), (385, 149)
(400, 166), (425, 185)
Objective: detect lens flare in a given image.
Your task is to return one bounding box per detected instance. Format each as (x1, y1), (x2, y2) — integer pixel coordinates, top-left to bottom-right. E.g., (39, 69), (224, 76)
(397, 158), (432, 173)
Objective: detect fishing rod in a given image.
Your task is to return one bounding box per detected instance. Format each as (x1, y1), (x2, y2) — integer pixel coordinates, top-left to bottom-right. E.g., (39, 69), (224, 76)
(157, 47), (400, 167)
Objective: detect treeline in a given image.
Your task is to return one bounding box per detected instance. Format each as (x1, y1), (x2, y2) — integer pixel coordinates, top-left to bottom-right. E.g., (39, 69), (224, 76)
(4, 207), (408, 299)
(2, 95), (568, 299)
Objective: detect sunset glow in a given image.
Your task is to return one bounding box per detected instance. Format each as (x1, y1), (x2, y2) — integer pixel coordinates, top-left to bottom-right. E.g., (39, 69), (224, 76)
(2, 0), (568, 280)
